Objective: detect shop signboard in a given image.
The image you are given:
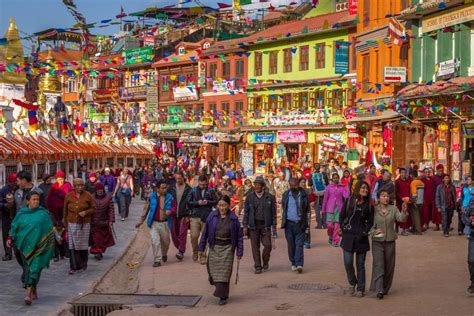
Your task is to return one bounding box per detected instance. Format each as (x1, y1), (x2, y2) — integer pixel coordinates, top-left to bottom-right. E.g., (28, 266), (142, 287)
(334, 41), (350, 75)
(93, 88), (119, 102)
(240, 149), (254, 176)
(248, 132), (275, 144)
(202, 133), (220, 143)
(158, 122), (201, 131)
(173, 86), (198, 102)
(89, 112), (109, 124)
(123, 46), (154, 65)
(437, 59), (458, 80)
(422, 5), (474, 33)
(143, 35), (155, 47)
(349, 0), (358, 15)
(383, 67), (407, 83)
(146, 86), (158, 122)
(278, 130), (306, 143)
(120, 86), (147, 100)
(212, 80), (236, 93)
(167, 106), (182, 123)
(179, 135), (202, 143)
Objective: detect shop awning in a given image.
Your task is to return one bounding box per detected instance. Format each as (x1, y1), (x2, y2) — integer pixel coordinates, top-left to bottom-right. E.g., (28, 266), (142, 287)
(348, 110), (401, 123)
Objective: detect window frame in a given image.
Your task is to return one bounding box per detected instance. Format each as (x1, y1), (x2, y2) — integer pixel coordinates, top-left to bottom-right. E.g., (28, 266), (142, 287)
(269, 51), (278, 75)
(254, 52), (262, 77)
(283, 48), (292, 73)
(235, 59), (244, 78)
(299, 45), (309, 71)
(315, 43), (326, 69)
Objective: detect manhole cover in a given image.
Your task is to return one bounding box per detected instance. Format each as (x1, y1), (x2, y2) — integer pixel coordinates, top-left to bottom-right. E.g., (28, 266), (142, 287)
(288, 283), (334, 291)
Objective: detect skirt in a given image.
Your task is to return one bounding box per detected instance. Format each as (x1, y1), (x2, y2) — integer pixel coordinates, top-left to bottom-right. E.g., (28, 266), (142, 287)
(68, 223), (91, 250)
(207, 244), (234, 284)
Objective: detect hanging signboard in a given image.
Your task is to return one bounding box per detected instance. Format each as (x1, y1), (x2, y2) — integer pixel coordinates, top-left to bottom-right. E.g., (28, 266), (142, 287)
(334, 41), (350, 75)
(173, 86), (198, 102)
(278, 130), (306, 143)
(349, 0), (358, 15)
(247, 132), (275, 144)
(123, 46), (154, 65)
(146, 86), (158, 121)
(437, 59), (458, 80)
(120, 86), (147, 99)
(212, 80), (236, 93)
(383, 66), (407, 83)
(240, 149), (254, 176)
(93, 88), (119, 102)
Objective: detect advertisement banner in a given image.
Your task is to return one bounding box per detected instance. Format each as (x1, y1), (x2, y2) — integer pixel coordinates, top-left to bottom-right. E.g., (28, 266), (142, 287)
(202, 133), (220, 143)
(334, 41), (350, 75)
(349, 0), (358, 15)
(248, 132), (275, 144)
(146, 86), (158, 121)
(120, 86), (147, 99)
(278, 130), (306, 143)
(123, 46), (154, 65)
(383, 67), (407, 83)
(173, 86), (198, 102)
(240, 149), (254, 176)
(93, 88), (119, 102)
(212, 80), (236, 93)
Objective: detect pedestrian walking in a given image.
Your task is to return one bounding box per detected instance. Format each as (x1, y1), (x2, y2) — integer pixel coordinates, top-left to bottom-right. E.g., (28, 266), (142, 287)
(84, 172), (99, 194)
(372, 170), (395, 204)
(114, 168), (134, 221)
(395, 168), (412, 236)
(7, 191), (55, 305)
(322, 173), (349, 247)
(370, 190), (408, 299)
(187, 174), (217, 264)
(90, 182), (115, 260)
(143, 180), (175, 267)
(168, 171), (192, 261)
(299, 178), (315, 249)
(409, 170), (424, 235)
(311, 162), (328, 229)
(339, 181), (374, 298)
(435, 174), (457, 237)
(460, 176), (473, 236)
(1, 173), (17, 261)
(198, 195), (243, 305)
(63, 178), (96, 274)
(431, 164), (446, 230)
(99, 167), (116, 196)
(38, 173), (52, 198)
(463, 196), (474, 295)
(281, 178), (310, 273)
(421, 168), (435, 231)
(243, 176), (276, 274)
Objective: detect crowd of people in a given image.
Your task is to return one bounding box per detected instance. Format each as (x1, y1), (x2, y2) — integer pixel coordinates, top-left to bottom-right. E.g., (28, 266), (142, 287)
(1, 157), (473, 306)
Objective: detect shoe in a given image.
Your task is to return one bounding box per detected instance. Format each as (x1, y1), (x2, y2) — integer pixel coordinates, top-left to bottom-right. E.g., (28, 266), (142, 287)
(153, 261), (161, 267)
(304, 243), (311, 249)
(355, 291), (364, 298)
(291, 265), (297, 272)
(296, 266), (303, 274)
(272, 232), (278, 239)
(255, 267), (262, 274)
(218, 298), (227, 305)
(328, 238), (333, 245)
(333, 243), (340, 247)
(82, 264), (88, 271)
(176, 252), (184, 261)
(24, 296), (32, 306)
(347, 285), (356, 296)
(2, 254), (12, 261)
(121, 218), (125, 222)
(444, 233), (449, 237)
(200, 256), (207, 265)
(315, 225), (323, 229)
(54, 257), (60, 262)
(162, 255), (168, 263)
(68, 270), (76, 275)
(192, 252), (198, 262)
(94, 254), (103, 261)
(459, 231), (464, 236)
(434, 226), (440, 231)
(377, 292), (384, 299)
(466, 286), (474, 296)
(263, 263), (269, 271)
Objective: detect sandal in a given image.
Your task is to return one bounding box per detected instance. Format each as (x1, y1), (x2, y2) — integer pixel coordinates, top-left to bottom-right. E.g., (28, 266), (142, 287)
(24, 296), (32, 305)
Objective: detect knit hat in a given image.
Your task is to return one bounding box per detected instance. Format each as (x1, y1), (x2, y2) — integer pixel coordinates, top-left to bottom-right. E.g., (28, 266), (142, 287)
(94, 182), (105, 191)
(436, 164), (444, 171)
(219, 195), (231, 205)
(89, 172), (97, 178)
(254, 176), (266, 185)
(55, 170), (66, 179)
(7, 173), (17, 183)
(42, 173), (51, 182)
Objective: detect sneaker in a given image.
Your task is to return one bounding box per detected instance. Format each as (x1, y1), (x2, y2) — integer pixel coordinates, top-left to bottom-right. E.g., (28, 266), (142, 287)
(263, 263), (269, 271)
(444, 233), (449, 237)
(304, 242), (311, 249)
(192, 252), (198, 262)
(121, 218), (125, 222)
(162, 255), (168, 263)
(272, 232), (278, 239)
(347, 285), (356, 296)
(459, 231), (464, 236)
(200, 256), (207, 265)
(176, 252), (184, 261)
(153, 261), (161, 267)
(296, 266), (303, 274)
(2, 254), (12, 261)
(328, 238), (333, 245)
(355, 291), (364, 298)
(467, 286), (474, 296)
(218, 298), (227, 305)
(255, 267), (262, 274)
(377, 292), (384, 299)
(291, 265), (297, 272)
(401, 230), (409, 236)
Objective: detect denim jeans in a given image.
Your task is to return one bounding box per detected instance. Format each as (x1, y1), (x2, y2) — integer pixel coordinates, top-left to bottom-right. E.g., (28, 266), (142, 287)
(285, 221), (305, 267)
(442, 208), (454, 234)
(315, 195), (326, 228)
(343, 250), (367, 292)
(118, 194), (132, 219)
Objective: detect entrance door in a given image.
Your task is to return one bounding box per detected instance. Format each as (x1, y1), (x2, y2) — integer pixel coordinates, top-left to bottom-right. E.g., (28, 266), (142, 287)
(391, 123), (423, 171)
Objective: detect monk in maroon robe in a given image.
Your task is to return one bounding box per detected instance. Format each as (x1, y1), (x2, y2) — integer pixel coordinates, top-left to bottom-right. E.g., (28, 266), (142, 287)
(431, 164), (445, 230)
(90, 182), (115, 260)
(395, 168), (412, 235)
(421, 168), (435, 230)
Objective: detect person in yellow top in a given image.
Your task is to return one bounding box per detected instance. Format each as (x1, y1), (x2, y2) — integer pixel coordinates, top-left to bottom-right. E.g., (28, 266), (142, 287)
(409, 170), (424, 235)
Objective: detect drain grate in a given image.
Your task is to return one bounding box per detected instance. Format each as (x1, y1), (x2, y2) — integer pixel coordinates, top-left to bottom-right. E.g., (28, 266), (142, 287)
(70, 293), (201, 316)
(288, 283), (334, 291)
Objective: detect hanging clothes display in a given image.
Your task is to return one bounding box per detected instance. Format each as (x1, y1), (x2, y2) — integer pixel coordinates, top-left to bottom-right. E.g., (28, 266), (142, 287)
(451, 123), (461, 182)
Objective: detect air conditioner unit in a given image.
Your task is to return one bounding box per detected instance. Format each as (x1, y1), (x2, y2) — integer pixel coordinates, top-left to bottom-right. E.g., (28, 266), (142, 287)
(335, 0), (349, 12)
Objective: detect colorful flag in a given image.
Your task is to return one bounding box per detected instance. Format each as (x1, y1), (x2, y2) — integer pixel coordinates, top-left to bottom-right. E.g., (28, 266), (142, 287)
(388, 17), (406, 46)
(217, 2), (232, 8)
(116, 6), (127, 19)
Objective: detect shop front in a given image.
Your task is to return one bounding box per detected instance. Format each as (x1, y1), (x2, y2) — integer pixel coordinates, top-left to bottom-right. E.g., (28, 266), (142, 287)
(276, 130), (306, 164)
(245, 132), (276, 174)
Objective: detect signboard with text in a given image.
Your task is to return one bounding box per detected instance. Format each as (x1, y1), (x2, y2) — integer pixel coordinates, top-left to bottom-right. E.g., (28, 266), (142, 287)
(173, 86), (198, 102)
(437, 59), (458, 80)
(92, 88), (119, 102)
(123, 46), (154, 65)
(422, 5), (474, 33)
(120, 86), (147, 100)
(383, 67), (407, 83)
(334, 41), (350, 75)
(146, 86), (158, 121)
(240, 149), (254, 176)
(349, 0), (358, 15)
(278, 130), (306, 143)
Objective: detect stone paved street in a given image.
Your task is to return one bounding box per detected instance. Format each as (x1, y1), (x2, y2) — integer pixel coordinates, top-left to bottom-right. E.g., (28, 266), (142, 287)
(0, 198), (145, 316)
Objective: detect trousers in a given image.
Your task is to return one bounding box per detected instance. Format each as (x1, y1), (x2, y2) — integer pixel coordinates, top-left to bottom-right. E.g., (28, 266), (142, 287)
(118, 194), (132, 219)
(284, 221), (305, 267)
(442, 208), (454, 234)
(249, 220), (272, 269)
(171, 217), (190, 253)
(411, 204), (422, 234)
(370, 241), (396, 295)
(149, 221), (170, 263)
(190, 217), (206, 255)
(343, 250), (367, 292)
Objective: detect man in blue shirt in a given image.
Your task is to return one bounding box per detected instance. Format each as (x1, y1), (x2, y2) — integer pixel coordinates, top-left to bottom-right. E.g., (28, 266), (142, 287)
(281, 178), (310, 274)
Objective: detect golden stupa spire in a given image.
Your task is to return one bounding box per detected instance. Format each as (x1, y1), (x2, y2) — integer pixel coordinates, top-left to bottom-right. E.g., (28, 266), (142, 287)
(0, 17), (27, 85)
(38, 47), (61, 93)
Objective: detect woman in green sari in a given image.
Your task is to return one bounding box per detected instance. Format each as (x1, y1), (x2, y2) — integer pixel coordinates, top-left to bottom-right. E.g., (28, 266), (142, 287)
(7, 191), (55, 305)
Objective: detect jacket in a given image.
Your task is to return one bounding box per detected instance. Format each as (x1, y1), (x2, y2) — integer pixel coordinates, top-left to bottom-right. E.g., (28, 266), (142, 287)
(168, 183), (192, 218)
(187, 186), (217, 222)
(435, 183), (457, 212)
(198, 210), (243, 257)
(243, 191), (277, 230)
(321, 184), (349, 214)
(372, 204), (407, 242)
(99, 175), (116, 193)
(63, 191), (96, 225)
(281, 188), (310, 229)
(46, 181), (73, 223)
(339, 197), (374, 253)
(92, 193), (115, 226)
(146, 191), (175, 228)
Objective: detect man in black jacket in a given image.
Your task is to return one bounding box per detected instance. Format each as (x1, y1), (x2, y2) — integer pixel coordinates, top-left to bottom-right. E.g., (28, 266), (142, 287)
(187, 174), (217, 264)
(168, 172), (192, 261)
(243, 176), (276, 274)
(281, 177), (310, 274)
(0, 173), (17, 261)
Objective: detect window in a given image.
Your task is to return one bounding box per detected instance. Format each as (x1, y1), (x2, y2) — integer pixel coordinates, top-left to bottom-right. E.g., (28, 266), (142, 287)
(234, 100), (244, 113)
(362, 54), (370, 93)
(315, 43), (325, 69)
(178, 47), (185, 55)
(99, 78), (108, 89)
(328, 89), (344, 111)
(388, 46), (393, 67)
(146, 71), (156, 83)
(283, 48), (292, 73)
(283, 94), (292, 110)
(222, 61), (231, 78)
(66, 79), (78, 93)
(221, 101), (230, 113)
(130, 73), (140, 87)
(268, 95), (278, 110)
(235, 59), (244, 78)
(400, 43), (409, 79)
(375, 50), (380, 83)
(269, 51), (278, 75)
(350, 38), (357, 72)
(299, 45), (309, 71)
(363, 0), (370, 28)
(87, 78), (97, 89)
(400, 0), (410, 10)
(209, 102), (217, 113)
(253, 97), (262, 110)
(314, 90), (325, 108)
(209, 63), (217, 89)
(298, 92), (308, 109)
(254, 52), (262, 76)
